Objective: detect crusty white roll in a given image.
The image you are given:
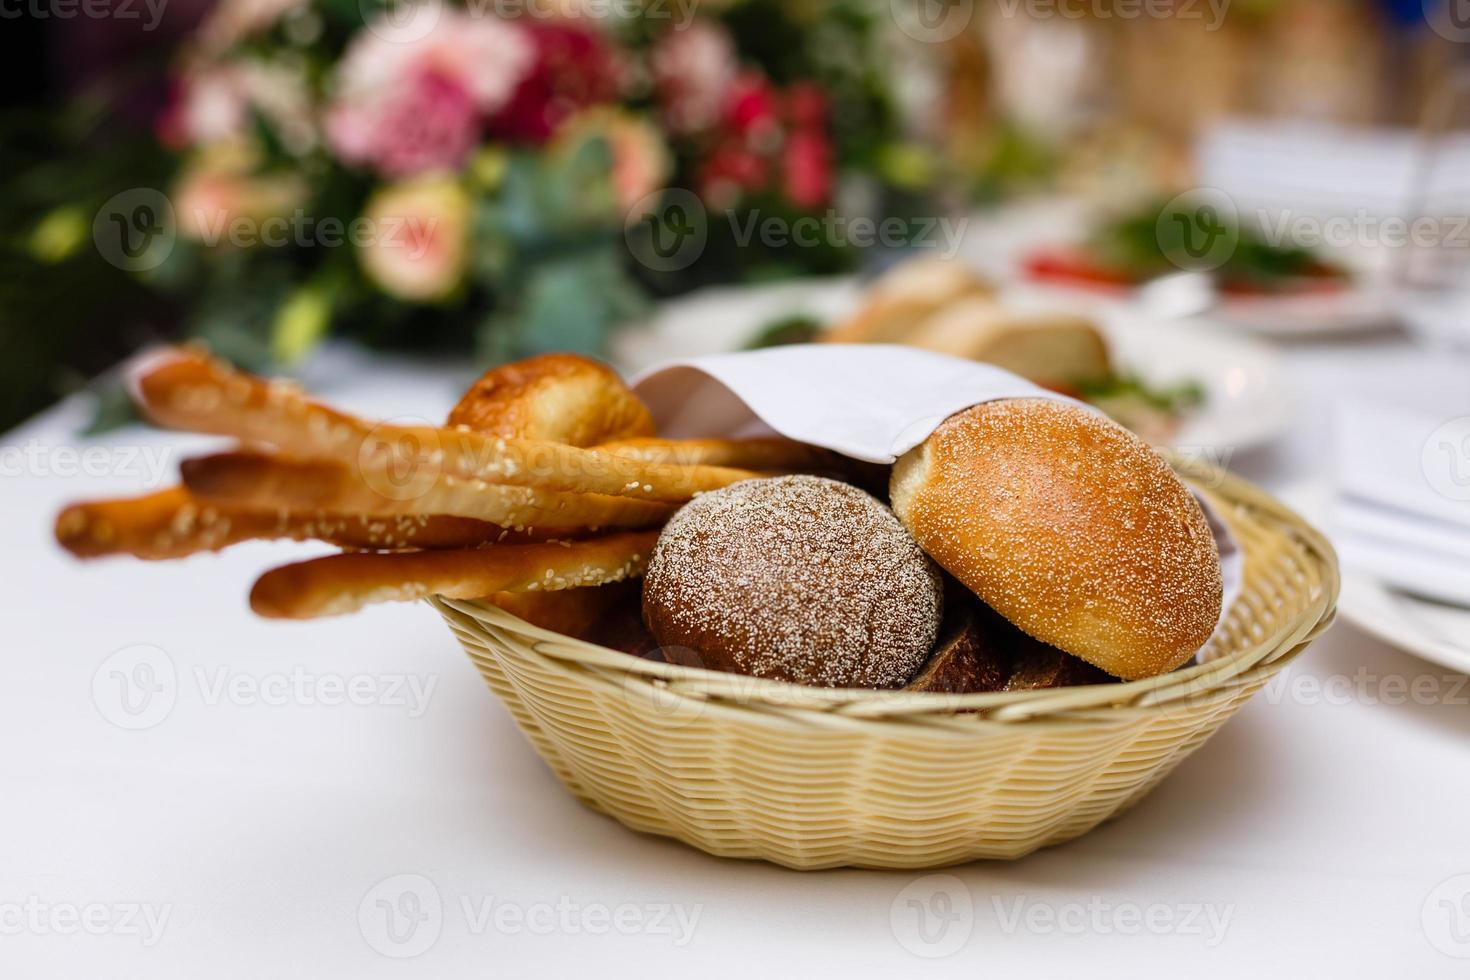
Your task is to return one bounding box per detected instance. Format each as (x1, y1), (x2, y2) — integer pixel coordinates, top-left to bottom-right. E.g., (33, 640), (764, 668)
(905, 299), (1112, 391)
(889, 399), (1222, 680)
(823, 258), (994, 345)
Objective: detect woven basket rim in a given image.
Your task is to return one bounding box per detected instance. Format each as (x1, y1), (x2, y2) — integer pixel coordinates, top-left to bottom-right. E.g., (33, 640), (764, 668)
(434, 458), (1338, 724)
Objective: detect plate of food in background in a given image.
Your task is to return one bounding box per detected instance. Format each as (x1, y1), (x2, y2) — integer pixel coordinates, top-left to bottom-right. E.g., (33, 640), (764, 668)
(611, 258), (1290, 455)
(1020, 197), (1397, 337)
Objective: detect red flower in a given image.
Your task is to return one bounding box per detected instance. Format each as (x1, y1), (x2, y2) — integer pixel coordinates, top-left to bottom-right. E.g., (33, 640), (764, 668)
(487, 22), (618, 145)
(723, 71), (780, 142)
(698, 140), (769, 208)
(781, 128), (833, 210)
(786, 82), (827, 131)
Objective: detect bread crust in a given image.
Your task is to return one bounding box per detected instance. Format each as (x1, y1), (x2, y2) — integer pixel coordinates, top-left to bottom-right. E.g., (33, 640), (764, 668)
(449, 353), (655, 447)
(250, 530), (658, 619)
(891, 399), (1222, 680)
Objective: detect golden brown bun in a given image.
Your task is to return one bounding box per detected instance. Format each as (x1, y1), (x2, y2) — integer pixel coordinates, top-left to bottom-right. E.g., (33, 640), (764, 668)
(823, 258), (994, 345)
(906, 300), (1112, 390)
(448, 353), (655, 447)
(890, 399), (1222, 680)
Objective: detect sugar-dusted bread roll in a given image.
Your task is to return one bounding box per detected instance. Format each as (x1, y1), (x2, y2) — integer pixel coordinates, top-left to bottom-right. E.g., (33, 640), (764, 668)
(643, 476), (943, 689)
(890, 399), (1222, 680)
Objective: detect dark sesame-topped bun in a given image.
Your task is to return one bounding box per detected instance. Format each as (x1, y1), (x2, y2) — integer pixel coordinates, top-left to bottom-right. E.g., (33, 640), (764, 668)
(642, 476), (943, 689)
(890, 399), (1222, 680)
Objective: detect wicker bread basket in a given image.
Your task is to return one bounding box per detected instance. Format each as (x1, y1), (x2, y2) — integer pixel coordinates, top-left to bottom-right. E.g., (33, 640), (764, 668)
(431, 458), (1338, 870)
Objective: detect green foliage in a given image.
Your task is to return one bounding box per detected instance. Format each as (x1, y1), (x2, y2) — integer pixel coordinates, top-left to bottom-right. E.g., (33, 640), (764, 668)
(1091, 198), (1342, 287)
(745, 314), (822, 349)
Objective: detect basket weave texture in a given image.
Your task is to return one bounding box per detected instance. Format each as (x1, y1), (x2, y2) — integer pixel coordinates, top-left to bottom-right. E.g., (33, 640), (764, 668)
(431, 461), (1338, 869)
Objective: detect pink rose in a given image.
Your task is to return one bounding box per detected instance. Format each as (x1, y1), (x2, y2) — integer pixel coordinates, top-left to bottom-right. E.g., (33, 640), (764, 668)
(173, 147), (308, 245)
(357, 176), (471, 302)
(329, 70), (479, 179)
(327, 5), (533, 177)
(651, 20), (738, 135)
(555, 108), (671, 217)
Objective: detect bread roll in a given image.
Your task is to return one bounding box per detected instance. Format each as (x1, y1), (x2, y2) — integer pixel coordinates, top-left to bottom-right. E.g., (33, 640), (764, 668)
(643, 476), (943, 689)
(448, 353), (654, 447)
(890, 399), (1222, 680)
(904, 601), (1009, 694)
(823, 258), (994, 345)
(906, 300), (1112, 390)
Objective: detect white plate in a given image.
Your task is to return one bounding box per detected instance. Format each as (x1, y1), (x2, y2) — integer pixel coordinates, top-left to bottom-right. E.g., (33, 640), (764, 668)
(1016, 277), (1398, 339)
(1282, 480), (1470, 675)
(1213, 284), (1399, 338)
(612, 278), (1291, 454)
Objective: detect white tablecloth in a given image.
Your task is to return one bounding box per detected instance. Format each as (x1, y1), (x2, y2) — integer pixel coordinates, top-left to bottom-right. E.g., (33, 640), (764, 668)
(5, 329), (1470, 979)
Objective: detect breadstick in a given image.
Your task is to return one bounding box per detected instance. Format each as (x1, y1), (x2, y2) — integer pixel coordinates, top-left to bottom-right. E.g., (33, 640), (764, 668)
(54, 487), (528, 560)
(595, 436), (840, 471)
(250, 530), (659, 619)
(180, 452), (672, 532)
(136, 348), (764, 502)
(133, 347), (374, 455)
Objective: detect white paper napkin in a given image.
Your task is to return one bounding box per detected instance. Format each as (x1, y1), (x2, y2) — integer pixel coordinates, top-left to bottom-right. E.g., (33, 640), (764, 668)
(1333, 402), (1470, 605)
(632, 344), (1093, 463)
(633, 345), (1241, 642)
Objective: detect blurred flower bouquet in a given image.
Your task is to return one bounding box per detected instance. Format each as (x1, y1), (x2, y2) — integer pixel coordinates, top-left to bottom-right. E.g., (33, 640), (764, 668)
(133, 0), (908, 373)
